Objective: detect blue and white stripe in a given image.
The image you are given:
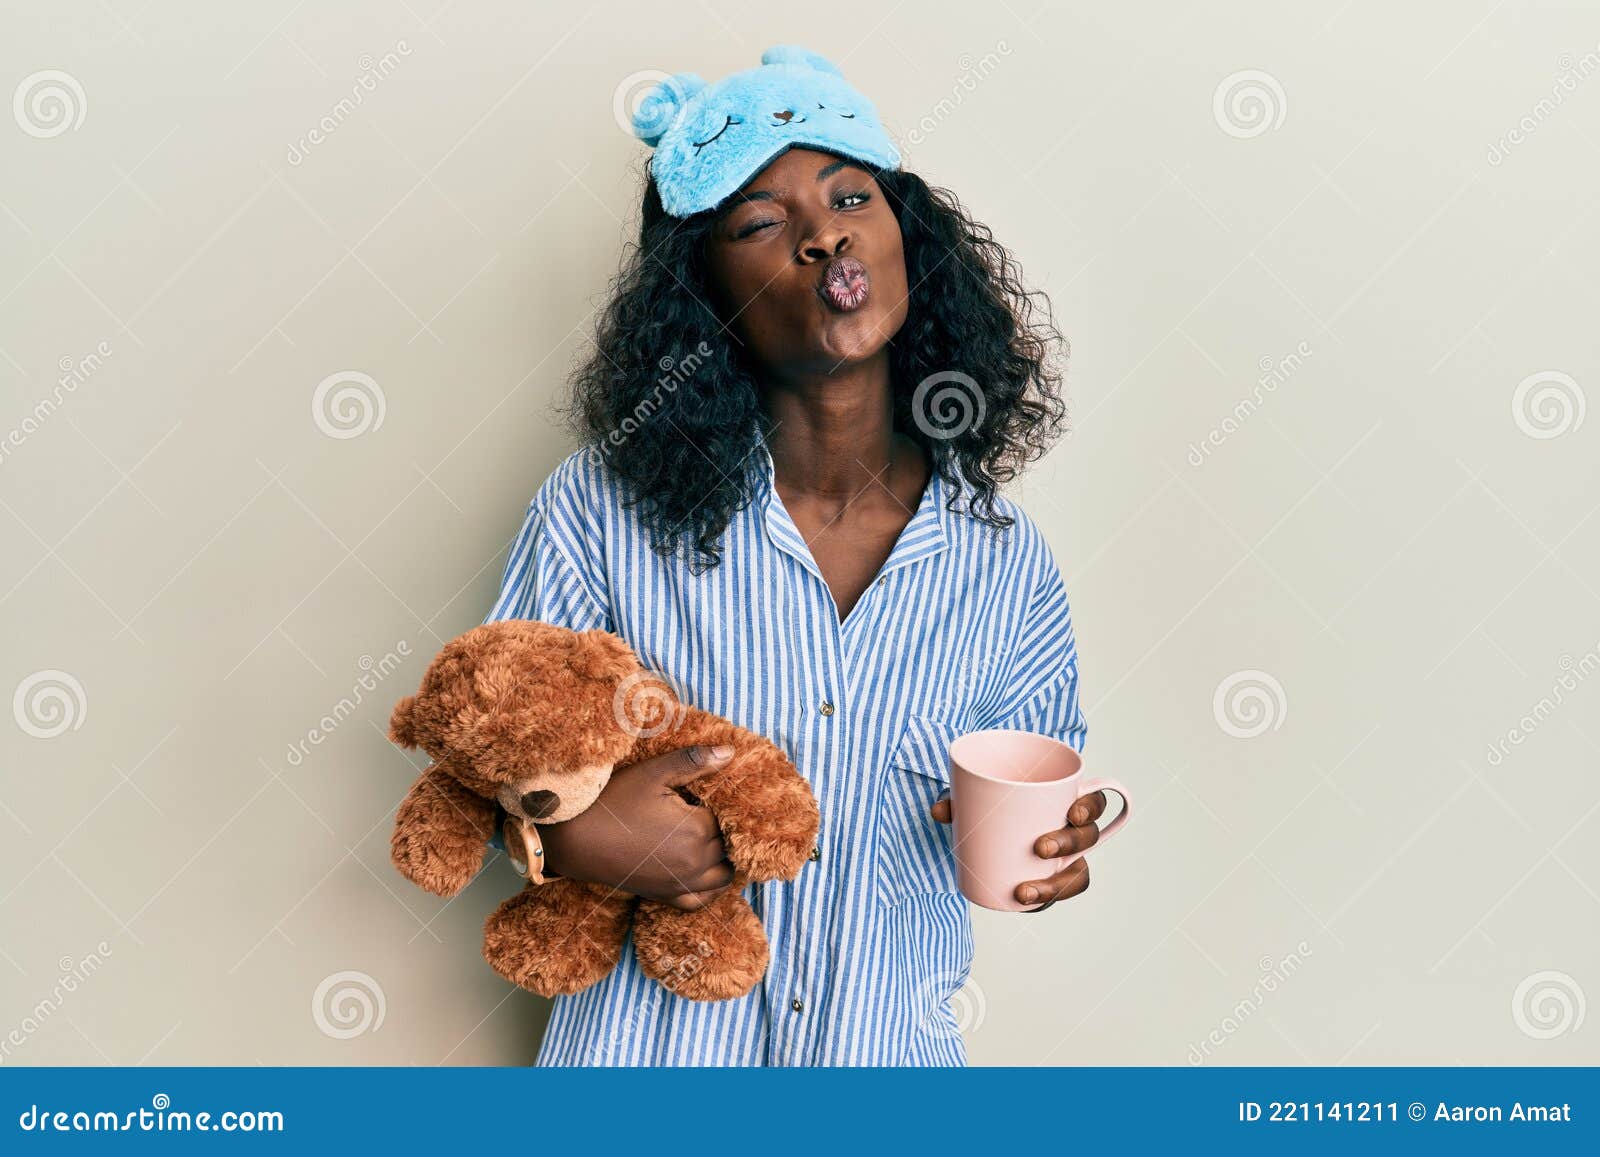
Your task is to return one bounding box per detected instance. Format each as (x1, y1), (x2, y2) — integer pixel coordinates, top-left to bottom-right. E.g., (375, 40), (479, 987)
(484, 439), (1087, 1066)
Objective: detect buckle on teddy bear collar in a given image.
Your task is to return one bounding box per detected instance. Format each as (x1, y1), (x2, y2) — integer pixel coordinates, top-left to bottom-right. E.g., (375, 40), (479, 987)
(505, 815), (548, 886)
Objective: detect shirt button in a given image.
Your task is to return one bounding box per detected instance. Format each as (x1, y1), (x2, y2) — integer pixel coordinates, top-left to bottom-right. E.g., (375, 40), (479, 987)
(877, 575), (886, 587)
(818, 700), (834, 716)
(791, 998), (805, 1013)
(808, 845), (821, 862)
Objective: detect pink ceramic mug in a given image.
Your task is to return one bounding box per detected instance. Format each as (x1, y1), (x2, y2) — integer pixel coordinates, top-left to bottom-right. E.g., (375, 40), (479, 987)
(948, 728), (1132, 912)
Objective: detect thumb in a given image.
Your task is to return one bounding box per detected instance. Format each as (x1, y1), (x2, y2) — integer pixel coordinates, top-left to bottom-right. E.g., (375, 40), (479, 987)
(657, 744), (735, 788)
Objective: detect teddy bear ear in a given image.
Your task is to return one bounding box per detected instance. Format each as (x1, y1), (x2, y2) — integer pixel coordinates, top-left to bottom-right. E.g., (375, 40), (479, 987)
(760, 44), (845, 77)
(568, 629), (639, 681)
(388, 694), (419, 749)
(631, 71), (706, 147)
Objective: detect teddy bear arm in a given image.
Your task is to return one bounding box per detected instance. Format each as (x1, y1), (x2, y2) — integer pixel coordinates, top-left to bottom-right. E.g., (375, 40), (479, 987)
(390, 765), (498, 897)
(691, 746), (820, 882)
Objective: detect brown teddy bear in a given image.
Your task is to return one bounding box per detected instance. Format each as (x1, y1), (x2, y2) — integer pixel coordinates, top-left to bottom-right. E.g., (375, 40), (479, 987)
(386, 619), (819, 1002)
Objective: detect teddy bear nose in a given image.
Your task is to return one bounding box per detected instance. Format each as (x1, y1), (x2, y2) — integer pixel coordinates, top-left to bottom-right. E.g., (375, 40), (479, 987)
(520, 789), (560, 819)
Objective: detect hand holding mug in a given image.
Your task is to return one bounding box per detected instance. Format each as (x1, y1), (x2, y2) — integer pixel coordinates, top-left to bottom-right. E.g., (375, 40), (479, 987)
(930, 729), (1132, 913)
(931, 788), (1109, 910)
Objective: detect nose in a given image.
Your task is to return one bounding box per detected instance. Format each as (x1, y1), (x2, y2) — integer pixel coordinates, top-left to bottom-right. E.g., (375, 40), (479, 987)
(520, 789), (560, 819)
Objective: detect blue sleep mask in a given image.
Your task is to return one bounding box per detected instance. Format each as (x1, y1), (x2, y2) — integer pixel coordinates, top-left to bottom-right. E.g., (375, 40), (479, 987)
(630, 44), (902, 218)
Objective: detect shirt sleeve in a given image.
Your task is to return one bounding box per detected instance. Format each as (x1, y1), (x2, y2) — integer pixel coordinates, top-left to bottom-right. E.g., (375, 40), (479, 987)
(973, 543), (1088, 755)
(482, 458), (612, 633)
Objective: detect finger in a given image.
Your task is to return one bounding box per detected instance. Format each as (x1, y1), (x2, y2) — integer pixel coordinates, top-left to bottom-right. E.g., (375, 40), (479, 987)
(660, 882), (732, 912)
(930, 796), (951, 824)
(657, 744), (736, 789)
(682, 859), (735, 893)
(1033, 819), (1100, 859)
(1015, 858), (1090, 907)
(1067, 790), (1107, 827)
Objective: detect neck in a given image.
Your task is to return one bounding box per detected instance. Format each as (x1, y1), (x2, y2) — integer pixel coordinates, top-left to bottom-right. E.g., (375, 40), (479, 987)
(759, 351), (904, 501)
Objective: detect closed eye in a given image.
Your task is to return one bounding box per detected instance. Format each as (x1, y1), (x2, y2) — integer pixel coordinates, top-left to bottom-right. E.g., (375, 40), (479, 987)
(693, 115), (742, 152)
(818, 102), (855, 119)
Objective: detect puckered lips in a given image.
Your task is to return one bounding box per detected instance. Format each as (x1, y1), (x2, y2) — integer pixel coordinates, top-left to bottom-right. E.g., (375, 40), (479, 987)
(817, 255), (870, 312)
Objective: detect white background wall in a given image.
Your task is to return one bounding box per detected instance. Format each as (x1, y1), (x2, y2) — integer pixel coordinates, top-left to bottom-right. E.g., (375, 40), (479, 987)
(2, 0), (1597, 1065)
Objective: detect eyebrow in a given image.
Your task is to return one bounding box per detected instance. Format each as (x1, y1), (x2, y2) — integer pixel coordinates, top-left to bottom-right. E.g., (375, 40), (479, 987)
(716, 158), (868, 217)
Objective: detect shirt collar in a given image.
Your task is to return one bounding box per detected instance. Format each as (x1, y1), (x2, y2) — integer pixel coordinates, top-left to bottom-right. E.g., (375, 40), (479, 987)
(747, 436), (966, 584)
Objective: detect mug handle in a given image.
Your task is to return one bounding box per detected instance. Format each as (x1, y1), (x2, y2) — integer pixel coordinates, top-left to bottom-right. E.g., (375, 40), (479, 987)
(1057, 777), (1132, 868)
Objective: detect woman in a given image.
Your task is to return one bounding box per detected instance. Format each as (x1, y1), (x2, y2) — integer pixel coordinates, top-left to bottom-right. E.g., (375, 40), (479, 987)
(484, 45), (1108, 1066)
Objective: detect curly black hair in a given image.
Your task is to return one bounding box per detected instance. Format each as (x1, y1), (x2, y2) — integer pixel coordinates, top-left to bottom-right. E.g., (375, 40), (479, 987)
(558, 151), (1069, 573)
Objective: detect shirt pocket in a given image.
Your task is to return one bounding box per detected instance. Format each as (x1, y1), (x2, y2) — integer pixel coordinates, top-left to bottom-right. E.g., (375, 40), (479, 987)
(876, 714), (963, 908)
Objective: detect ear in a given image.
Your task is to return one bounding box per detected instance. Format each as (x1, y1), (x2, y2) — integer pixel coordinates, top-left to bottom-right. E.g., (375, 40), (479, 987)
(388, 694), (420, 749)
(390, 764), (497, 898)
(568, 629), (638, 682)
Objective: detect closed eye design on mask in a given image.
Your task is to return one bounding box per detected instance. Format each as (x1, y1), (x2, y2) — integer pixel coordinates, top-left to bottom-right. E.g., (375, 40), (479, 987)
(818, 102), (855, 119)
(693, 115), (743, 153)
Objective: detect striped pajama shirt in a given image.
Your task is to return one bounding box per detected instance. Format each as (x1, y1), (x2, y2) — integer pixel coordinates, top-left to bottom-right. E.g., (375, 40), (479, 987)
(482, 438), (1087, 1065)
